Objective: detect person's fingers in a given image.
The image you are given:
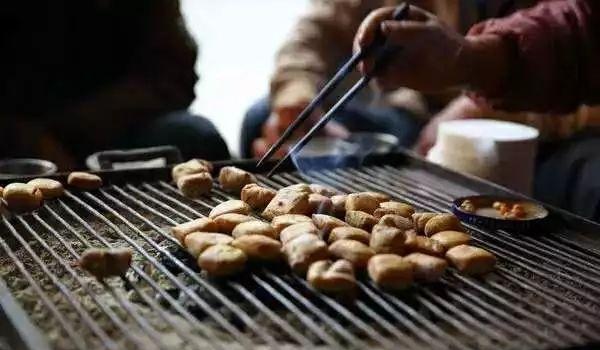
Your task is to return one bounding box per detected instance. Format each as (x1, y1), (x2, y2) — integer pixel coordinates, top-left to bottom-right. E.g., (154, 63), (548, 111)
(403, 5), (435, 22)
(380, 20), (429, 46)
(354, 7), (396, 53)
(252, 138), (268, 158)
(262, 115), (281, 143)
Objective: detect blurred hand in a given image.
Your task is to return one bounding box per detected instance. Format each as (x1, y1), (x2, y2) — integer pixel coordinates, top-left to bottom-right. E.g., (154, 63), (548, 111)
(414, 96), (486, 156)
(252, 103), (350, 158)
(353, 6), (469, 92)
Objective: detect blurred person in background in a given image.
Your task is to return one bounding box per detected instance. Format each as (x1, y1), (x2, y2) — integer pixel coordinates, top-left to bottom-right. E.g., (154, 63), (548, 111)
(355, 0), (600, 218)
(240, 0), (537, 159)
(0, 0), (229, 169)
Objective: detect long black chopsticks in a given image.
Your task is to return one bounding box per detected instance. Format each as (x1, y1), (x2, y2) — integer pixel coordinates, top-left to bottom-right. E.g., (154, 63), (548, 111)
(258, 3), (410, 176)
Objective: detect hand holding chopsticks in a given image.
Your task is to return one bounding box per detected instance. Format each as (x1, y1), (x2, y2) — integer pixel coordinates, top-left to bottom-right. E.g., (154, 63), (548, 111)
(258, 3), (411, 176)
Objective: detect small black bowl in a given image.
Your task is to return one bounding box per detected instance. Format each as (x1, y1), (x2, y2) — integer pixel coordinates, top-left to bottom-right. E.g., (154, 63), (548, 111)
(453, 195), (549, 232)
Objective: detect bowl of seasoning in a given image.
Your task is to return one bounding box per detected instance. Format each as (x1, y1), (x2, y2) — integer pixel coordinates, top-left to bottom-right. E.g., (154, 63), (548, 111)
(453, 195), (549, 231)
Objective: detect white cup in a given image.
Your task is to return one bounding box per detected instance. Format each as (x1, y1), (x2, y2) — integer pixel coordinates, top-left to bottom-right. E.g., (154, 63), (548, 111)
(427, 119), (539, 194)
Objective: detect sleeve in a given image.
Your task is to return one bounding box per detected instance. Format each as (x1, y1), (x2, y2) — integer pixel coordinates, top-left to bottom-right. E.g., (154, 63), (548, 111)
(466, 0), (600, 113)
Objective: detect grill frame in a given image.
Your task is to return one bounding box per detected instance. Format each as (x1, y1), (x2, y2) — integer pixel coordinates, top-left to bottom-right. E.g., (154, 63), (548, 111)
(1, 150), (600, 350)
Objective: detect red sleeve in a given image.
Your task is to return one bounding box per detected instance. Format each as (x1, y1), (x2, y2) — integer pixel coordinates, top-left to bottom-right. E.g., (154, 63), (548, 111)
(466, 0), (600, 113)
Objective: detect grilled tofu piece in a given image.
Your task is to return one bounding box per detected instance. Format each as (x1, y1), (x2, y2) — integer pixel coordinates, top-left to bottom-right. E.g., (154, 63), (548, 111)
(172, 159), (212, 183)
(368, 254), (413, 291)
(424, 214), (463, 236)
(446, 245), (497, 276)
(171, 218), (218, 244)
(330, 194), (348, 218)
(280, 222), (320, 245)
(307, 260), (356, 294)
(185, 232), (233, 258)
(345, 210), (378, 231)
(345, 192), (387, 215)
(309, 184), (337, 197)
(198, 244), (247, 277)
(328, 227), (370, 245)
(79, 248), (133, 279)
(27, 178), (64, 199)
(280, 183), (312, 194)
(404, 252), (448, 282)
(271, 214), (313, 233)
(405, 235), (446, 257)
(369, 224), (406, 255)
(328, 239), (375, 269)
(312, 214), (348, 239)
(412, 212), (437, 234)
(430, 231), (471, 250)
(374, 201), (415, 219)
(67, 172), (103, 190)
(262, 191), (311, 220)
(213, 214), (254, 234)
(2, 183), (44, 212)
(177, 172), (213, 198)
(209, 200), (251, 218)
(231, 235), (282, 262)
(308, 193), (333, 214)
(282, 234), (329, 276)
(377, 214), (414, 230)
(240, 184), (276, 210)
(218, 166), (257, 192)
(231, 221), (277, 239)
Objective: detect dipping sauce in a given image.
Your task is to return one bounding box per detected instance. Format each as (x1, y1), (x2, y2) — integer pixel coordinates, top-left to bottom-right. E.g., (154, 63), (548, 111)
(459, 198), (547, 221)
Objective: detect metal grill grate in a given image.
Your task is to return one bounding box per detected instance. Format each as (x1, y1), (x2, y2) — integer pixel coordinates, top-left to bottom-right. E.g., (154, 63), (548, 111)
(2, 160), (600, 350)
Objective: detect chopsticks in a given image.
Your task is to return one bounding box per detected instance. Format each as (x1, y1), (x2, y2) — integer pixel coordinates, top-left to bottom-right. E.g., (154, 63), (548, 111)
(258, 3), (410, 176)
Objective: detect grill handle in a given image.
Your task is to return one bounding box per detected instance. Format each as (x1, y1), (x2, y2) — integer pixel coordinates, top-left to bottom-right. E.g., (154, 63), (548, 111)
(89, 145), (183, 170)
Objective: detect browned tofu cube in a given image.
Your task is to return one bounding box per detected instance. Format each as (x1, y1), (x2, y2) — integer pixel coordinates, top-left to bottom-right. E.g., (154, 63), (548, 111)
(184, 232), (233, 258)
(424, 214), (463, 236)
(27, 178), (64, 199)
(282, 234), (329, 276)
(262, 191), (311, 220)
(280, 183), (312, 194)
(231, 221), (277, 239)
(312, 214), (348, 239)
(374, 201), (415, 218)
(213, 214), (255, 234)
(198, 245), (247, 277)
(67, 172), (103, 190)
(446, 245), (496, 276)
(171, 218), (218, 244)
(345, 192), (386, 214)
(177, 172), (213, 198)
(412, 212), (437, 234)
(218, 166), (257, 193)
(377, 214), (414, 230)
(172, 159), (212, 183)
(368, 254), (413, 291)
(240, 184), (276, 210)
(280, 222), (319, 245)
(404, 252), (448, 282)
(309, 184), (337, 197)
(308, 193), (333, 214)
(330, 194), (348, 218)
(271, 214), (313, 233)
(328, 239), (375, 269)
(307, 260), (356, 294)
(2, 183), (44, 212)
(430, 231), (471, 250)
(369, 224), (406, 255)
(405, 235), (446, 257)
(345, 210), (378, 231)
(209, 200), (251, 219)
(328, 227), (370, 245)
(231, 235), (282, 262)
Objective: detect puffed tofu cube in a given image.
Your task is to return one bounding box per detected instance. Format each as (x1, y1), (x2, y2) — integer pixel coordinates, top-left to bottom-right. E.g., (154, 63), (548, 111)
(280, 222), (319, 245)
(309, 184), (337, 197)
(280, 183), (312, 194)
(328, 227), (370, 245)
(213, 214), (254, 234)
(369, 224), (406, 255)
(345, 210), (378, 231)
(328, 239), (375, 269)
(171, 218), (218, 244)
(345, 192), (386, 214)
(412, 212), (437, 234)
(330, 194), (348, 218)
(184, 232), (233, 258)
(198, 245), (247, 277)
(262, 191), (311, 220)
(79, 248), (133, 279)
(405, 235), (446, 257)
(2, 183), (44, 212)
(67, 172), (103, 190)
(430, 231), (471, 250)
(177, 172), (212, 198)
(271, 214), (312, 233)
(308, 193), (333, 214)
(172, 159), (212, 183)
(307, 260), (356, 294)
(446, 245), (497, 276)
(378, 214), (414, 230)
(424, 214), (463, 236)
(27, 178), (64, 199)
(240, 184), (276, 210)
(312, 214), (348, 239)
(231, 235), (282, 262)
(282, 234), (329, 276)
(404, 252), (448, 282)
(209, 200), (251, 219)
(368, 254), (413, 291)
(218, 166), (257, 193)
(374, 201), (415, 218)
(231, 220), (277, 239)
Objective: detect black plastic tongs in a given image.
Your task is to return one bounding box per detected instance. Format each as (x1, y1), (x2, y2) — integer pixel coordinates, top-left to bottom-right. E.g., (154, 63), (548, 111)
(258, 3), (410, 176)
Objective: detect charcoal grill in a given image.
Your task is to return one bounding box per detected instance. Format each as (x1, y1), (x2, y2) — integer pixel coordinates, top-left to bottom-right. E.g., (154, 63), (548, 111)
(1, 151), (600, 350)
